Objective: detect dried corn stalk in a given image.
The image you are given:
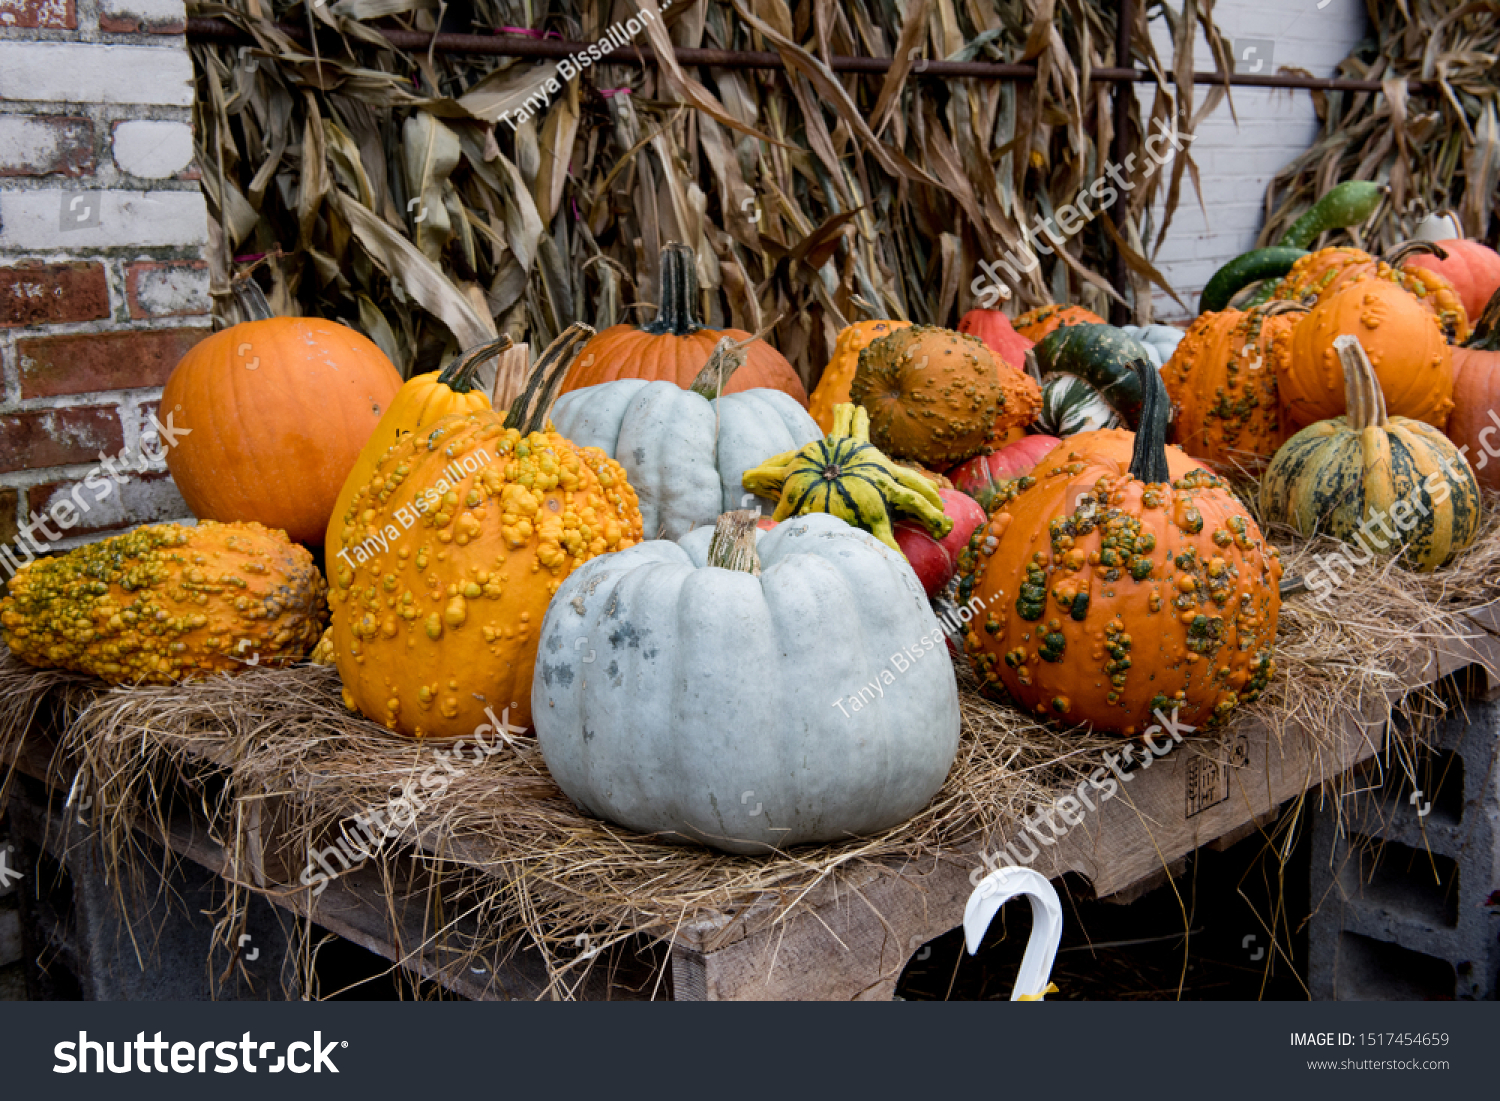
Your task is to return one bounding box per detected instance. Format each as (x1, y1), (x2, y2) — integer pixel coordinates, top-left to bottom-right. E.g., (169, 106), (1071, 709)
(191, 0), (1229, 391)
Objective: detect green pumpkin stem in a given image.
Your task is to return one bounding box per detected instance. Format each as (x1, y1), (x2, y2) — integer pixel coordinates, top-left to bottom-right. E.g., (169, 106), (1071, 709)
(504, 323), (597, 435)
(230, 277), (275, 324)
(438, 335), (514, 394)
(706, 509), (761, 575)
(641, 242), (702, 336)
(1126, 358), (1171, 485)
(688, 336), (747, 399)
(1333, 335), (1388, 431)
(1465, 286), (1500, 350)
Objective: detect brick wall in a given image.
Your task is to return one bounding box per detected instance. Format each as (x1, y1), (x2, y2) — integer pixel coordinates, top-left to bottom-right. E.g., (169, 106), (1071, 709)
(1143, 0), (1370, 320)
(0, 0), (206, 569)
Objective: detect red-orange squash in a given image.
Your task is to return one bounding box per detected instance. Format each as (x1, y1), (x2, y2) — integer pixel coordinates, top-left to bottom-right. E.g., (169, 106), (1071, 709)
(1402, 238), (1500, 324)
(1447, 288), (1500, 494)
(160, 280), (404, 545)
(560, 243), (807, 405)
(957, 308), (1034, 369)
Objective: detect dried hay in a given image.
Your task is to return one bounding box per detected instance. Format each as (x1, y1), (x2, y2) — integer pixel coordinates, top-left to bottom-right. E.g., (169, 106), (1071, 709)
(2, 504), (1498, 999)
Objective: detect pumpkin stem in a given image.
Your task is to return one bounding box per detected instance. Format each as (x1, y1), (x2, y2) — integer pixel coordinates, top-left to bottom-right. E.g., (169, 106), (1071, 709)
(1126, 359), (1171, 485)
(1386, 239), (1449, 265)
(1256, 299), (1309, 319)
(1333, 335), (1388, 430)
(230, 277), (275, 324)
(504, 323), (597, 435)
(1022, 347), (1044, 385)
(705, 509), (761, 575)
(641, 242), (702, 336)
(687, 336), (748, 398)
(438, 335), (515, 394)
(1465, 286), (1500, 351)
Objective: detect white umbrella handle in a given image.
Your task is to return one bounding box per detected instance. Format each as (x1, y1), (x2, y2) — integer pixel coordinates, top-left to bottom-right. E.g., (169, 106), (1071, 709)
(962, 866), (1063, 1001)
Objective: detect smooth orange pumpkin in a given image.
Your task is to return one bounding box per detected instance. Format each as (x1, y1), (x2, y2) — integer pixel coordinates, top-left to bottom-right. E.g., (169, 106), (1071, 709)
(560, 243), (807, 404)
(1162, 300), (1304, 473)
(1447, 287), (1500, 494)
(1402, 238), (1500, 323)
(160, 280), (404, 545)
(808, 318), (912, 433)
(1013, 304), (1106, 343)
(1281, 278), (1454, 430)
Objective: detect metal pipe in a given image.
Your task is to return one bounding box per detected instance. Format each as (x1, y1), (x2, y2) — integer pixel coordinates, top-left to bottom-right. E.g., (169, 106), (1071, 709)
(1109, 0), (1134, 326)
(185, 18), (1428, 92)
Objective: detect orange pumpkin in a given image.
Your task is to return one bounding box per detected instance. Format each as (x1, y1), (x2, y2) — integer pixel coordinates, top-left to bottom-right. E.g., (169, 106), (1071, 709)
(560, 243), (807, 404)
(160, 279), (404, 545)
(1273, 243), (1469, 342)
(1401, 238), (1500, 324)
(1028, 427), (1208, 485)
(808, 318), (912, 433)
(1447, 288), (1500, 494)
(1162, 301), (1304, 473)
(1013, 304), (1106, 343)
(1281, 278), (1454, 430)
(956, 361), (1280, 735)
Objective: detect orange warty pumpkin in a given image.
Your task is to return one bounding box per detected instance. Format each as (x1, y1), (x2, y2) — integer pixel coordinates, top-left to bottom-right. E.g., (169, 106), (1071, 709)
(956, 362), (1280, 736)
(160, 280), (404, 545)
(1028, 427), (1208, 485)
(328, 326), (644, 738)
(560, 243), (807, 405)
(1162, 301), (1305, 473)
(1447, 288), (1500, 494)
(991, 360), (1043, 440)
(1273, 243), (1469, 342)
(1401, 238), (1500, 324)
(1281, 278), (1454, 430)
(850, 326), (1002, 466)
(808, 318), (912, 433)
(1013, 304), (1106, 343)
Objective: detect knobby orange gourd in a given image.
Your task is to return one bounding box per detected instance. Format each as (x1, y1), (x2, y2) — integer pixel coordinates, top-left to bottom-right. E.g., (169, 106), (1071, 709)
(808, 318), (912, 433)
(957, 358), (1281, 736)
(161, 279), (404, 545)
(327, 325), (644, 738)
(325, 335), (514, 566)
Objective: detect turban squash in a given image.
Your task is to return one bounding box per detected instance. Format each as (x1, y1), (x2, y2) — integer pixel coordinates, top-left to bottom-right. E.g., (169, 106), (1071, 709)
(328, 325), (644, 738)
(558, 242), (807, 405)
(532, 511), (962, 853)
(1262, 335), (1480, 573)
(808, 318), (912, 433)
(957, 358), (1281, 735)
(161, 279), (404, 545)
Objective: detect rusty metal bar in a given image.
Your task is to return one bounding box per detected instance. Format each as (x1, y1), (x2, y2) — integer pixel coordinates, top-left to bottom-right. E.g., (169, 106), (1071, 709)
(1109, 0), (1134, 326)
(184, 18), (1424, 92)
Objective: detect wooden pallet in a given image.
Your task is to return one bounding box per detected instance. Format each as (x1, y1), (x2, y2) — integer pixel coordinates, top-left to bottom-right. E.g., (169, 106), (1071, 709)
(5, 605), (1498, 1000)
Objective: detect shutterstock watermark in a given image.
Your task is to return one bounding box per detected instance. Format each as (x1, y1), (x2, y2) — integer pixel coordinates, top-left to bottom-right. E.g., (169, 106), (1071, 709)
(299, 706), (528, 896)
(0, 411), (191, 579)
(968, 707), (1196, 894)
(970, 117), (1193, 308)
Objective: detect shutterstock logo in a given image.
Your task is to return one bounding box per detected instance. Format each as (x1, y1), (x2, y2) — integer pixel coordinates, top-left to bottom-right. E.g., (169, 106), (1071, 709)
(54, 1032), (345, 1074)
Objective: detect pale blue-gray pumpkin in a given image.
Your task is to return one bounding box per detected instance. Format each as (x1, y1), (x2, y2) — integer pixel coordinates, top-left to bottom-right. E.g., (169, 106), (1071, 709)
(548, 342), (820, 540)
(1260, 335), (1481, 572)
(532, 511), (962, 854)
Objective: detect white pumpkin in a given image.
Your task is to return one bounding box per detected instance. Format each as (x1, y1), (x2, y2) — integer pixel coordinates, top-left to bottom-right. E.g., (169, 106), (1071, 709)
(1120, 323), (1186, 370)
(549, 380), (820, 540)
(532, 512), (962, 854)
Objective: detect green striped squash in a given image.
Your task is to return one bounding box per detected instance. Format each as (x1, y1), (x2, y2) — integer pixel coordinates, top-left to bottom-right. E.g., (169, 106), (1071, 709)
(1036, 374), (1120, 436)
(1260, 335), (1480, 572)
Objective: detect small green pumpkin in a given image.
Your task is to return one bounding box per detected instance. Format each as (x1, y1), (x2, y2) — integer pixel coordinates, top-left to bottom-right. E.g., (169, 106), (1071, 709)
(741, 403), (951, 550)
(1260, 335), (1481, 573)
(1027, 324), (1159, 436)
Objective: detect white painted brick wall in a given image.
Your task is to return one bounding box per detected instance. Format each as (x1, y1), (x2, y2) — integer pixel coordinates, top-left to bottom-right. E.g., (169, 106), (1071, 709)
(111, 119), (194, 178)
(0, 42), (194, 106)
(0, 189), (207, 249)
(1143, 0), (1370, 320)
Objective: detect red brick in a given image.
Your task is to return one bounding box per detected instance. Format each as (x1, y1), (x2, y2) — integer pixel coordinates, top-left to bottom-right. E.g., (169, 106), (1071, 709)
(0, 262), (109, 328)
(0, 487), (18, 549)
(98, 13), (182, 32)
(0, 406), (125, 475)
(26, 471), (185, 540)
(0, 116), (94, 178)
(17, 328), (207, 399)
(0, 0), (77, 30)
(125, 260), (208, 319)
